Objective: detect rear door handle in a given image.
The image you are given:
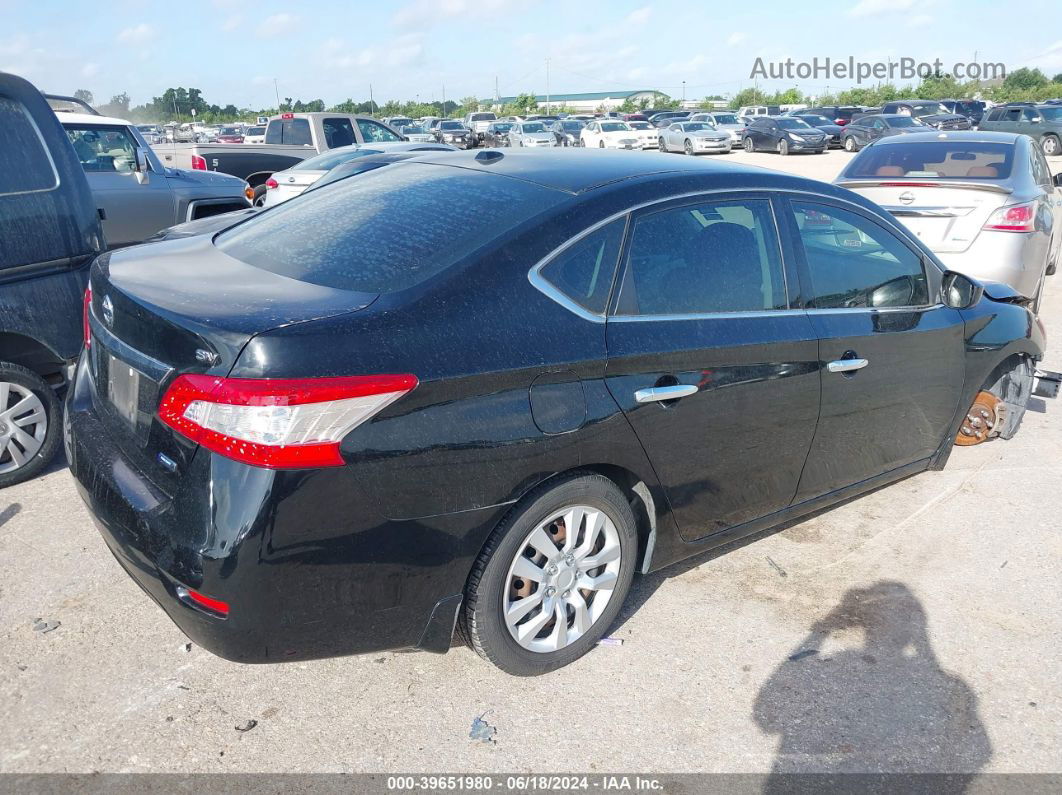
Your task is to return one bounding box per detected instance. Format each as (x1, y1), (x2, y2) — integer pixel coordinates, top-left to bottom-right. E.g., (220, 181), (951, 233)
(635, 384), (698, 403)
(827, 358), (869, 373)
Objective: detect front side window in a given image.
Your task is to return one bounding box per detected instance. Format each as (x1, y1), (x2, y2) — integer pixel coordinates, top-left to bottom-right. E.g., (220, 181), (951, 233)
(357, 119), (402, 142)
(791, 202), (929, 309)
(65, 124), (137, 173)
(0, 96), (58, 195)
(322, 118), (356, 148)
(615, 198), (787, 316)
(539, 219), (626, 315)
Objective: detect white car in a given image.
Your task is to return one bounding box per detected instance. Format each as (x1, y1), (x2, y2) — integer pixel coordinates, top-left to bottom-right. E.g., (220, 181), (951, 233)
(659, 121), (732, 155)
(626, 120), (659, 149)
(243, 125), (266, 144)
(508, 121), (556, 148)
(262, 142), (456, 206)
(580, 120), (643, 150)
(399, 124), (435, 143)
(689, 112), (745, 147)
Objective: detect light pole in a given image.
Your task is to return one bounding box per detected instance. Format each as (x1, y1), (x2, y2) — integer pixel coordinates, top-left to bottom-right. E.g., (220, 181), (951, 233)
(682, 80), (686, 103)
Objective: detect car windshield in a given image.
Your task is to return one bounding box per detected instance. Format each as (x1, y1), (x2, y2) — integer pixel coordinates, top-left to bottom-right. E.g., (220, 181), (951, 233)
(219, 127), (239, 135)
(293, 146), (383, 171)
(909, 103), (948, 117)
(561, 121), (584, 130)
(521, 123), (546, 132)
(681, 123), (713, 131)
(492, 123), (513, 132)
(215, 164), (562, 293)
(1039, 107), (1062, 120)
(246, 126), (265, 135)
(712, 114), (739, 124)
(888, 116), (923, 128)
(439, 121), (464, 130)
(628, 121), (651, 130)
(842, 141), (1015, 180)
(600, 122), (629, 132)
(401, 126), (427, 134)
(801, 115), (832, 125)
(776, 118), (813, 129)
(389, 118), (412, 127)
(469, 113), (496, 122)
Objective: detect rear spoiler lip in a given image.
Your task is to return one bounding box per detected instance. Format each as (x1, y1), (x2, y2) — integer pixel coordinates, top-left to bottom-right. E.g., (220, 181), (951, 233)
(835, 178), (1013, 195)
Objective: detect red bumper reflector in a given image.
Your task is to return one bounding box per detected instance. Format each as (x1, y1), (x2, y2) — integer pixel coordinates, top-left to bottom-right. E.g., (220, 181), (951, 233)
(185, 588), (230, 617)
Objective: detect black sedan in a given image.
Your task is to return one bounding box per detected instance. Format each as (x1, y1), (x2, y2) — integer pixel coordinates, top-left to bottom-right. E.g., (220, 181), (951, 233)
(880, 101), (972, 131)
(742, 116), (829, 154)
(68, 150), (1053, 676)
(432, 120), (474, 148)
(482, 121), (514, 147)
(790, 113), (844, 148)
(841, 113), (927, 151)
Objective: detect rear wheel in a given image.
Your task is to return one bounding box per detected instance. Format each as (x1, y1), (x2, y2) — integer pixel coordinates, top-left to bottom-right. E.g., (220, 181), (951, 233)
(844, 136), (857, 152)
(598, 140), (605, 148)
(460, 474), (637, 676)
(252, 184), (269, 207)
(0, 363), (61, 489)
(778, 139), (789, 156)
(743, 137), (754, 153)
(1041, 135), (1060, 157)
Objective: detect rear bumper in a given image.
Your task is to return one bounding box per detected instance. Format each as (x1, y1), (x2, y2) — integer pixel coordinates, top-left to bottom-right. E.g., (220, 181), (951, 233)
(65, 357), (504, 663)
(934, 234), (1045, 300)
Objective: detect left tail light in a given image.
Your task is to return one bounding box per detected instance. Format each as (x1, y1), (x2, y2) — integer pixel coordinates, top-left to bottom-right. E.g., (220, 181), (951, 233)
(158, 374), (418, 469)
(190, 154), (207, 170)
(82, 286), (92, 348)
(983, 202), (1036, 233)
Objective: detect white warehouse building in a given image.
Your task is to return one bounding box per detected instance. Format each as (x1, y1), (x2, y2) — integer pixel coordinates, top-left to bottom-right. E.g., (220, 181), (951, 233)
(484, 90), (669, 112)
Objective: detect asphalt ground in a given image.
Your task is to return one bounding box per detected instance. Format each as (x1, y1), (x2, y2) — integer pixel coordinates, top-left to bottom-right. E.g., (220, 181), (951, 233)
(1, 147), (1060, 776)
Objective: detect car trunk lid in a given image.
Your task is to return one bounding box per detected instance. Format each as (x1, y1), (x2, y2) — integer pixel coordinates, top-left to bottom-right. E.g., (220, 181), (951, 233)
(836, 179), (1013, 253)
(86, 235), (377, 480)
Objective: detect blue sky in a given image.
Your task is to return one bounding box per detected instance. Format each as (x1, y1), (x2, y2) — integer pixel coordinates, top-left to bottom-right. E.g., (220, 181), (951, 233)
(3, 0), (1061, 108)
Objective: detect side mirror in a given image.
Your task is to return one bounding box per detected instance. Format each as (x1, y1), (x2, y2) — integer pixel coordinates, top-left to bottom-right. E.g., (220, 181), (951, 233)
(941, 271), (983, 310)
(133, 148), (150, 184)
(1030, 116), (1043, 124)
(1053, 173), (1062, 188)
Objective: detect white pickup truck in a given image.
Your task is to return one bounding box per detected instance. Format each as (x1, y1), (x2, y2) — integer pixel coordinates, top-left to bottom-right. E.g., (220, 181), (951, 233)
(152, 112), (406, 203)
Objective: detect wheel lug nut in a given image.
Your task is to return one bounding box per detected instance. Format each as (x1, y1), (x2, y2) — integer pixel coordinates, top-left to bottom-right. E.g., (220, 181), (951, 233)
(545, 586), (556, 597)
(562, 590), (570, 598)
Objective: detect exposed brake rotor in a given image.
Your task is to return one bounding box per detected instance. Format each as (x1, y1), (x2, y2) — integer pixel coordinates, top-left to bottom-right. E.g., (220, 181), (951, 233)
(955, 391), (1004, 446)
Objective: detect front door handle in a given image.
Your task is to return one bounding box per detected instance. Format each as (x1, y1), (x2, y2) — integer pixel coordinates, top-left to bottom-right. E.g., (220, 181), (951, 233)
(827, 358), (869, 373)
(635, 384), (698, 403)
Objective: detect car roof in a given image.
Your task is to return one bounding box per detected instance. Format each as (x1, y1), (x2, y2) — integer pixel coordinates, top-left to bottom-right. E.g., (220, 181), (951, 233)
(869, 130), (1023, 146)
(54, 111), (133, 126)
(394, 149), (820, 195)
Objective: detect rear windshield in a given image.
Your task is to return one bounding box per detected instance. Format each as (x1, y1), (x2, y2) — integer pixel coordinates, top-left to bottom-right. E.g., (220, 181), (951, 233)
(776, 118), (812, 129)
(469, 113), (496, 122)
(293, 146), (383, 170)
(439, 121), (464, 130)
(712, 114), (739, 124)
(842, 141), (1015, 180)
(215, 164), (562, 293)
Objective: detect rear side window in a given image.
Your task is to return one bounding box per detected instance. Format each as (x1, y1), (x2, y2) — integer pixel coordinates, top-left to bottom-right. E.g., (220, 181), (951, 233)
(615, 198), (787, 316)
(216, 164), (562, 293)
(539, 219), (626, 314)
(0, 96), (58, 196)
(791, 202), (929, 309)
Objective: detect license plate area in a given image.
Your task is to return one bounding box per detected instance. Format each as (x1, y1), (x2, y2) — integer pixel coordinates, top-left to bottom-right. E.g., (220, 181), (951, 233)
(107, 353), (142, 428)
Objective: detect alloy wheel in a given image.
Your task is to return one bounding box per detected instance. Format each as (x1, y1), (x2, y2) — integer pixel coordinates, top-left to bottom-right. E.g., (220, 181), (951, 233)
(0, 382), (47, 474)
(744, 138), (754, 152)
(684, 139), (694, 156)
(844, 137), (856, 152)
(503, 505), (622, 653)
(1043, 136), (1060, 156)
(778, 139), (789, 156)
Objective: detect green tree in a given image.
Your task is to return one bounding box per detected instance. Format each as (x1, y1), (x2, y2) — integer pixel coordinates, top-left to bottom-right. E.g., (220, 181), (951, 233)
(97, 92), (130, 117)
(73, 88), (94, 106)
(731, 88), (768, 108)
(513, 92), (539, 114)
(1003, 67), (1048, 91)
(1053, 73), (1062, 84)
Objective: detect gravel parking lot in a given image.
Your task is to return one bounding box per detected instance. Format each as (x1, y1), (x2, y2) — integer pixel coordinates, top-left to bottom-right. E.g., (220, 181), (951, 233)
(1, 148), (1060, 776)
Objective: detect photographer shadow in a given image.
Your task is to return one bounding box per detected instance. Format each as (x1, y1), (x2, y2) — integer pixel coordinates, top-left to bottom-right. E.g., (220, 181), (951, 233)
(753, 581), (991, 793)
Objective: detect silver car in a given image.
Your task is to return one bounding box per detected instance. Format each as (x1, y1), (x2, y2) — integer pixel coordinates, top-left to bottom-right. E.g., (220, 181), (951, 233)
(659, 121), (732, 155)
(689, 112), (745, 147)
(509, 121), (556, 148)
(835, 131), (1062, 307)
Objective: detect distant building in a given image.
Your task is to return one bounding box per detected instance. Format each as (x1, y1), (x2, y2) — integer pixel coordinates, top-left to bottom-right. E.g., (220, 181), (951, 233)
(484, 90), (668, 112)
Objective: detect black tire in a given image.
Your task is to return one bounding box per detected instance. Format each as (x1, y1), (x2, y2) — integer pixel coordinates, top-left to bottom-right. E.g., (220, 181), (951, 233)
(598, 140), (605, 148)
(1041, 135), (1060, 157)
(778, 139), (789, 156)
(252, 184), (269, 207)
(743, 137), (754, 153)
(0, 362), (62, 489)
(459, 473), (638, 676)
(684, 139), (695, 156)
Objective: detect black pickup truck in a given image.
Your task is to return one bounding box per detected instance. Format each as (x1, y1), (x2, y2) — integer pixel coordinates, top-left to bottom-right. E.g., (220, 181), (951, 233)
(0, 71), (105, 487)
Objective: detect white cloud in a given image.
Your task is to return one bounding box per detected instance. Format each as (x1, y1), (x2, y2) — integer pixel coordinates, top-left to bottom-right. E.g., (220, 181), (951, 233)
(848, 0), (917, 18)
(257, 13), (298, 38)
(907, 14), (933, 27)
(626, 6), (652, 25)
(392, 0), (504, 28)
(116, 23), (156, 45)
(221, 14), (243, 32)
(726, 32), (747, 47)
(80, 62), (99, 78)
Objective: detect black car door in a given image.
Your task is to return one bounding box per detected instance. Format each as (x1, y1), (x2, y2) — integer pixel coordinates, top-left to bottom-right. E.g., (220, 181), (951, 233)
(604, 193), (821, 541)
(781, 198), (967, 502)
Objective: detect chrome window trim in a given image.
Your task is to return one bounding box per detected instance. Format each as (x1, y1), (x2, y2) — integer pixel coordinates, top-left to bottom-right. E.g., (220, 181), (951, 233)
(527, 186), (943, 323)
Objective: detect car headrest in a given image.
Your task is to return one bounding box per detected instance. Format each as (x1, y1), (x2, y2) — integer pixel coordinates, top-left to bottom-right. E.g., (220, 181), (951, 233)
(965, 166), (998, 178)
(875, 166), (905, 177)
